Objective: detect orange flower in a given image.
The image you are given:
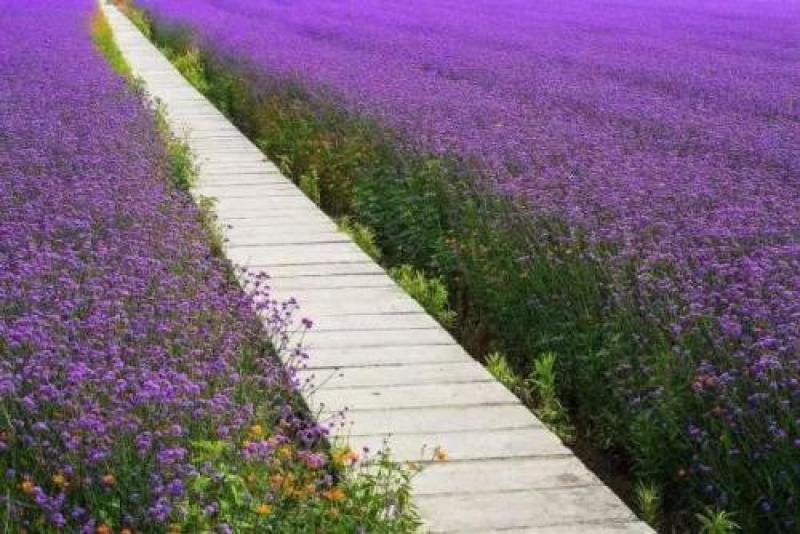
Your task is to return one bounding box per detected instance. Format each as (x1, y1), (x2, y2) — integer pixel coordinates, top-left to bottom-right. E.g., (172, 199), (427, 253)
(101, 473), (116, 487)
(96, 524), (111, 534)
(322, 486), (346, 502)
(120, 529), (133, 534)
(332, 447), (359, 465)
(270, 473), (285, 489)
(255, 503), (272, 516)
(293, 482), (316, 500)
(20, 478), (35, 496)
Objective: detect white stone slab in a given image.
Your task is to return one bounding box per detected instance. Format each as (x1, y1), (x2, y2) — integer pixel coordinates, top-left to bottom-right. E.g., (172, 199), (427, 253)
(415, 487), (638, 532)
(305, 345), (469, 368)
(339, 427), (569, 462)
(302, 361), (487, 390)
(414, 456), (601, 494)
(309, 381), (518, 412)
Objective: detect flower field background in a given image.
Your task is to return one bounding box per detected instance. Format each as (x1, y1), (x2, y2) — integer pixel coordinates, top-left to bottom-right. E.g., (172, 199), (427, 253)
(0, 1), (418, 531)
(125, 0), (800, 530)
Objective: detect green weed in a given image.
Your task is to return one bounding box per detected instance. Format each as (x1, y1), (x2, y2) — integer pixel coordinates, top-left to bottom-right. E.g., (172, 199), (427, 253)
(635, 481), (662, 528)
(485, 352), (521, 394)
(337, 216), (381, 261)
(299, 168), (322, 206)
(168, 46), (211, 94)
(697, 508), (741, 534)
(91, 10), (131, 77)
(389, 264), (455, 328)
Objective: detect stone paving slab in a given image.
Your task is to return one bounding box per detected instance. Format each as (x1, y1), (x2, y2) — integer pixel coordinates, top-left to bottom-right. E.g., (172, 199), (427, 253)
(102, 3), (650, 532)
(308, 381), (532, 412)
(307, 345), (469, 368)
(339, 427), (569, 462)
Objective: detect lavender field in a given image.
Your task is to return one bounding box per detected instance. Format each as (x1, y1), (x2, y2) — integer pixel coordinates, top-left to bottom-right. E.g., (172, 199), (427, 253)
(130, 0), (800, 529)
(0, 1), (417, 531)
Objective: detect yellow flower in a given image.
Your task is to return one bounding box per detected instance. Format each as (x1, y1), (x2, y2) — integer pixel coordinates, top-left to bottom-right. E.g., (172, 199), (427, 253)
(167, 525), (181, 534)
(248, 424), (264, 438)
(52, 472), (68, 489)
(433, 446), (448, 462)
(255, 503), (272, 516)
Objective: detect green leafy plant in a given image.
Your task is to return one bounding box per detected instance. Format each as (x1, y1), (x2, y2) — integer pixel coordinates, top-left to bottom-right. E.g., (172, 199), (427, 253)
(168, 46), (211, 94)
(529, 353), (575, 442)
(299, 168), (322, 205)
(486, 352), (521, 394)
(696, 508), (740, 534)
(635, 481), (662, 528)
(338, 216), (381, 260)
(389, 264), (455, 328)
(91, 9), (132, 77)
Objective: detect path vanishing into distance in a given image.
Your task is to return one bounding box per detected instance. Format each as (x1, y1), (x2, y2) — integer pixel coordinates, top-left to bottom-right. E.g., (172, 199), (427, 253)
(102, 3), (650, 532)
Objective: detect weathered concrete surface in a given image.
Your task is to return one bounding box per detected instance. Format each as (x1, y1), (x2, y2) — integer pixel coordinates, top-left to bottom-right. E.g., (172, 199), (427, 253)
(102, 3), (650, 532)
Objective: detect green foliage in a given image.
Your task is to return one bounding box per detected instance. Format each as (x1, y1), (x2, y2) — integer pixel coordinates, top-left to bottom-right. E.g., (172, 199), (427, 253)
(153, 103), (197, 191)
(485, 352), (521, 393)
(696, 508), (741, 534)
(299, 168), (322, 205)
(114, 0), (152, 38)
(635, 481), (662, 528)
(91, 10), (131, 77)
(151, 103), (227, 261)
(337, 216), (381, 261)
(389, 264), (455, 328)
(168, 46), (211, 94)
(528, 353), (575, 442)
(530, 353), (561, 419)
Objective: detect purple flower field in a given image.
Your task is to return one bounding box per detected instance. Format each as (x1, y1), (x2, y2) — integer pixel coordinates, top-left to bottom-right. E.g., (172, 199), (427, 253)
(0, 1), (408, 530)
(131, 0), (800, 528)
(135, 0), (800, 361)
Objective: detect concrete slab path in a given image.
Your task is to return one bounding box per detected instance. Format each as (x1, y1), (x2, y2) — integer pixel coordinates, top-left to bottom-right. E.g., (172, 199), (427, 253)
(102, 3), (651, 532)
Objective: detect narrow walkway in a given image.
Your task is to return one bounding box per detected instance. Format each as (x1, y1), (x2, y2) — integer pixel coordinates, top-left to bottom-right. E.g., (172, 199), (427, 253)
(103, 3), (650, 532)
